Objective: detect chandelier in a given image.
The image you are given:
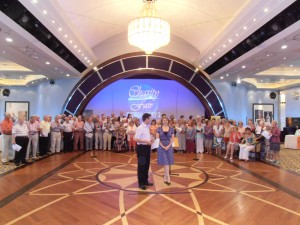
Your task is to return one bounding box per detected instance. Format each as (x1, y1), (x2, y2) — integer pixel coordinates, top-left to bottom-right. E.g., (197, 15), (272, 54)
(128, 0), (170, 54)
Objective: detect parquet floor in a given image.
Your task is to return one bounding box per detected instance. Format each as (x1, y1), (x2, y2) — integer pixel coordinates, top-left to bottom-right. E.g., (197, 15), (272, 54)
(0, 151), (299, 225)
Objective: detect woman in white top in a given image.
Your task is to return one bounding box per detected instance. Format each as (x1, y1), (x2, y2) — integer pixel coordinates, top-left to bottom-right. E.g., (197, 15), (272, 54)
(126, 121), (137, 152)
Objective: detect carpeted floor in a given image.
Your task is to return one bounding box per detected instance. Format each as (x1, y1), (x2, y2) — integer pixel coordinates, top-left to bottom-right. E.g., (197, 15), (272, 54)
(278, 148), (300, 174)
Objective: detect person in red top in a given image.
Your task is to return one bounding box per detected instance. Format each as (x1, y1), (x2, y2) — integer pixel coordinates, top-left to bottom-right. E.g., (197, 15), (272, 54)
(1, 113), (14, 164)
(270, 121), (281, 164)
(224, 126), (241, 161)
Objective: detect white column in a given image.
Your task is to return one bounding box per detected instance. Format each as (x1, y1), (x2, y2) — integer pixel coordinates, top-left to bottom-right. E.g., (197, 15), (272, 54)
(279, 93), (286, 130)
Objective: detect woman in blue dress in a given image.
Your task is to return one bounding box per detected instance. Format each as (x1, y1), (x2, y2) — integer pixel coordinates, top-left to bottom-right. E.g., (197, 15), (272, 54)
(156, 117), (174, 185)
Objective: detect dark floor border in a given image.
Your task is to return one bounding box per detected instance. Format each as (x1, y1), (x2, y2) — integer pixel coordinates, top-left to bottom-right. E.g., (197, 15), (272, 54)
(214, 155), (300, 200)
(0, 152), (86, 208)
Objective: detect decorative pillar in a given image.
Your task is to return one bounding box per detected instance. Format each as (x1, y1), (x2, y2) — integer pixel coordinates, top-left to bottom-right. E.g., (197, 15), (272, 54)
(279, 91), (286, 130)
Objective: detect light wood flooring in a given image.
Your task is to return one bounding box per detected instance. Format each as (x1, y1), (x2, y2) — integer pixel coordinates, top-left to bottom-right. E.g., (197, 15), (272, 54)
(0, 151), (299, 225)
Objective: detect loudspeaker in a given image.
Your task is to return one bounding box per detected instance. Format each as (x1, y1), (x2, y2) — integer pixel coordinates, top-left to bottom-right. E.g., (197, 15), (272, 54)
(2, 89), (10, 97)
(231, 82), (237, 87)
(50, 80), (55, 85)
(270, 92), (277, 99)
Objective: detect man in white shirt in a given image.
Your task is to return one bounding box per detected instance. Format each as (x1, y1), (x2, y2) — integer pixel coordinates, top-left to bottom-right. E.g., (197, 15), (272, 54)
(26, 116), (40, 160)
(62, 117), (74, 152)
(135, 113), (153, 190)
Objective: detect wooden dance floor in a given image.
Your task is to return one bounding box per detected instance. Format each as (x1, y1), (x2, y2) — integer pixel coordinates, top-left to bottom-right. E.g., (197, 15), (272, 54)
(0, 151), (299, 225)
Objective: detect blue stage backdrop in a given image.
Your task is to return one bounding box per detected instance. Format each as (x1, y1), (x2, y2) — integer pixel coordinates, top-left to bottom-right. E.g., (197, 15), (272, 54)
(85, 79), (205, 119)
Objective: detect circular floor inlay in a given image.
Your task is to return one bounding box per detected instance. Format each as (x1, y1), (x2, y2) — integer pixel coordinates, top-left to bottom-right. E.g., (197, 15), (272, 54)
(96, 163), (209, 194)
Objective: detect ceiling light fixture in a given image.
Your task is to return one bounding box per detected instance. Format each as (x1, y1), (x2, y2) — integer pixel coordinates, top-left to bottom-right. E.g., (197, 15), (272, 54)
(220, 76), (224, 79)
(58, 27), (62, 32)
(5, 37), (13, 42)
(237, 78), (241, 84)
(281, 45), (287, 49)
(253, 18), (256, 22)
(66, 74), (70, 77)
(128, 0), (170, 54)
(45, 61), (50, 65)
(52, 20), (55, 24)
(264, 8), (268, 12)
(43, 10), (47, 14)
(242, 65), (246, 69)
(243, 26), (247, 30)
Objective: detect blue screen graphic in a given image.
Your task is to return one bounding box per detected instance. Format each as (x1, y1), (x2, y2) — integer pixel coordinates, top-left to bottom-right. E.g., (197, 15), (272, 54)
(85, 79), (204, 119)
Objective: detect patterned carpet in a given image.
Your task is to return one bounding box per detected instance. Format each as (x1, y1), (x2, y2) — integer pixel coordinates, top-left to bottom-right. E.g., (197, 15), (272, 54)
(278, 148), (300, 174)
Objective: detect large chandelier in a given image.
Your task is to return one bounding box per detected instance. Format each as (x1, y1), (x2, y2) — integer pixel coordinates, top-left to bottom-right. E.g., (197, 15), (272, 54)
(128, 0), (170, 54)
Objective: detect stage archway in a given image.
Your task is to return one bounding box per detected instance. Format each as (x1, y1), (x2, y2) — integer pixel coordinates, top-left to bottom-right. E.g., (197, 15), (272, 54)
(62, 52), (227, 118)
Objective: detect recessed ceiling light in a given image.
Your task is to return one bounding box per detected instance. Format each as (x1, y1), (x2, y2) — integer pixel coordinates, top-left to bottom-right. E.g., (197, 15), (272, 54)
(20, 76), (23, 78)
(58, 27), (62, 32)
(209, 56), (212, 59)
(32, 0), (38, 3)
(283, 57), (286, 60)
(84, 57), (88, 60)
(243, 26), (247, 30)
(281, 45), (287, 49)
(74, 45), (77, 48)
(264, 8), (268, 12)
(237, 78), (241, 84)
(229, 39), (232, 43)
(267, 54), (270, 57)
(253, 18), (256, 22)
(45, 61), (50, 65)
(46, 77), (49, 79)
(43, 10), (47, 14)
(66, 74), (70, 77)
(205, 60), (208, 62)
(5, 37), (13, 42)
(213, 53), (216, 56)
(52, 20), (55, 24)
(87, 60), (91, 63)
(290, 65), (293, 67)
(242, 65), (246, 69)
(69, 40), (73, 43)
(78, 49), (81, 53)
(220, 76), (224, 79)
(64, 34), (68, 38)
(217, 49), (220, 52)
(90, 63), (93, 66)
(226, 74), (229, 76)
(235, 33), (239, 36)
(261, 80), (263, 82)
(93, 67), (98, 71)
(2, 51), (5, 54)
(32, 81), (34, 84)
(223, 44), (226, 48)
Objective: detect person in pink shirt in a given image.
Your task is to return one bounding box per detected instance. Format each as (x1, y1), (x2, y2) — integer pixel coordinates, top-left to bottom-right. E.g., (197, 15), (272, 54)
(224, 126), (241, 161)
(270, 121), (281, 164)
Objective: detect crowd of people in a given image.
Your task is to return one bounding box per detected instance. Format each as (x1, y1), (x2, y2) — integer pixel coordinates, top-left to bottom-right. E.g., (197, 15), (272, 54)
(0, 111), (281, 167)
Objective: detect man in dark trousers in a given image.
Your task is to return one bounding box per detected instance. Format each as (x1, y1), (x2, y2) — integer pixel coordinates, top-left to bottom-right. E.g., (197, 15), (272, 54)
(135, 113), (154, 190)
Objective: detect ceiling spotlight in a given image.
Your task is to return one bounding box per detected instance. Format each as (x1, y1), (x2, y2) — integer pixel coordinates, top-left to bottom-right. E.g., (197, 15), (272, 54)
(213, 53), (216, 56)
(52, 20), (55, 24)
(32, 0), (38, 3)
(43, 10), (47, 14)
(229, 39), (232, 43)
(290, 65), (293, 67)
(84, 57), (88, 60)
(20, 76), (23, 78)
(78, 49), (81, 53)
(242, 65), (246, 69)
(90, 63), (93, 66)
(64, 34), (68, 38)
(74, 45), (77, 48)
(281, 45), (287, 49)
(66, 74), (70, 77)
(209, 56), (212, 59)
(87, 60), (91, 63)
(5, 37), (13, 42)
(93, 67), (98, 71)
(3, 51), (6, 54)
(283, 57), (286, 60)
(253, 18), (256, 22)
(226, 74), (229, 76)
(223, 44), (226, 48)
(45, 61), (50, 65)
(217, 49), (220, 52)
(220, 76), (224, 79)
(264, 8), (268, 12)
(243, 26), (247, 30)
(69, 40), (73, 43)
(235, 33), (239, 36)
(58, 27), (62, 32)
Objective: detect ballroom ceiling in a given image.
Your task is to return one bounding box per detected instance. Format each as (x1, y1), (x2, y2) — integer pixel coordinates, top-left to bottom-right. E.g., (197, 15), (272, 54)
(0, 0), (299, 89)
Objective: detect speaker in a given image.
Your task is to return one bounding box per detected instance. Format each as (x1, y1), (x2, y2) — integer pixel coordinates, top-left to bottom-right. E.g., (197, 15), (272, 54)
(50, 80), (55, 85)
(231, 82), (237, 87)
(270, 92), (277, 99)
(2, 89), (10, 97)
